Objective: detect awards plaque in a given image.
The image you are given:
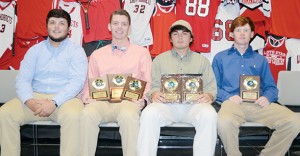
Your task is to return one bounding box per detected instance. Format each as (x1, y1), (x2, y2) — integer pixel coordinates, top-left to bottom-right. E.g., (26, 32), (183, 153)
(182, 74), (203, 104)
(89, 77), (110, 100)
(240, 75), (260, 103)
(121, 76), (147, 101)
(107, 74), (131, 103)
(161, 74), (182, 103)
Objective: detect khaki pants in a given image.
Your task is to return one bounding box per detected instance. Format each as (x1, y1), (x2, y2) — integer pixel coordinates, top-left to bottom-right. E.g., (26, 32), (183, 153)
(0, 93), (84, 156)
(218, 100), (300, 156)
(80, 100), (140, 156)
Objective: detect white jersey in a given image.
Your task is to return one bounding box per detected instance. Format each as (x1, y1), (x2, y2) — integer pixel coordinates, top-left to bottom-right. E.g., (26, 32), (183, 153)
(286, 38), (300, 71)
(0, 0), (16, 58)
(57, 0), (83, 45)
(124, 0), (155, 46)
(202, 1), (239, 63)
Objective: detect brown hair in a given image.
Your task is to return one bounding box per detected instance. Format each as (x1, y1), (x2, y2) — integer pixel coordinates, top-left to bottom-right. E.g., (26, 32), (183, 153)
(230, 16), (255, 32)
(46, 9), (71, 27)
(109, 9), (131, 25)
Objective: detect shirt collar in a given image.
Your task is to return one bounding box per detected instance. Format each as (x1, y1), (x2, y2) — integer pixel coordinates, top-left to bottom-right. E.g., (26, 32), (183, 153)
(171, 48), (192, 60)
(46, 37), (68, 52)
(227, 44), (254, 57)
(111, 40), (130, 52)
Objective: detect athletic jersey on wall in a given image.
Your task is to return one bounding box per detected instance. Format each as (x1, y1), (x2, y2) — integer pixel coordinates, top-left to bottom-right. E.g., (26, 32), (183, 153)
(79, 0), (120, 43)
(15, 0), (54, 38)
(0, 0), (15, 60)
(175, 0), (221, 53)
(149, 1), (176, 57)
(124, 0), (155, 46)
(57, 0), (83, 45)
(286, 38), (300, 71)
(239, 0), (270, 51)
(262, 35), (288, 83)
(0, 36), (45, 70)
(270, 0), (300, 38)
(202, 1), (239, 63)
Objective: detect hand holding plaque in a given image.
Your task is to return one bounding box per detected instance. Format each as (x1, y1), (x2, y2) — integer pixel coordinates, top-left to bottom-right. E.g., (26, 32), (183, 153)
(89, 77), (110, 100)
(182, 74), (203, 104)
(107, 74), (131, 103)
(161, 74), (181, 103)
(240, 75), (260, 103)
(121, 76), (147, 101)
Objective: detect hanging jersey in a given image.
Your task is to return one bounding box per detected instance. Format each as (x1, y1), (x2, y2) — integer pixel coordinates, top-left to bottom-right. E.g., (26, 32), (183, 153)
(79, 0), (120, 43)
(124, 0), (155, 46)
(239, 0), (270, 50)
(0, 0), (15, 59)
(249, 21), (265, 50)
(203, 1), (239, 63)
(176, 0), (221, 53)
(269, 0), (300, 38)
(149, 2), (176, 57)
(0, 36), (44, 70)
(239, 0), (271, 22)
(286, 38), (300, 71)
(262, 35), (288, 83)
(58, 0), (83, 45)
(15, 0), (54, 38)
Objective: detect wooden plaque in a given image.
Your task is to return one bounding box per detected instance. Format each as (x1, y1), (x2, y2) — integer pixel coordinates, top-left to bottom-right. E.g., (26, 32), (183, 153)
(107, 74), (131, 103)
(121, 76), (147, 101)
(182, 74), (203, 104)
(240, 75), (260, 103)
(161, 74), (182, 103)
(89, 77), (110, 101)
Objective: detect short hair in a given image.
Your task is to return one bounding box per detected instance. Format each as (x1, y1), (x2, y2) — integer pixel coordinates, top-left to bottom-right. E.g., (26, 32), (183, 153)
(168, 25), (194, 45)
(230, 16), (255, 32)
(46, 9), (71, 27)
(109, 9), (131, 25)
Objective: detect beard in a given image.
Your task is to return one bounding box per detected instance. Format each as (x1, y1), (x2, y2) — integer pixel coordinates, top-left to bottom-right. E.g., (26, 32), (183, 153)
(48, 33), (68, 42)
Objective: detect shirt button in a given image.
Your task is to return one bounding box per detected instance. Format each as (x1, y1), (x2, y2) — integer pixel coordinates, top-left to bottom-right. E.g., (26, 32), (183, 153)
(241, 65), (244, 67)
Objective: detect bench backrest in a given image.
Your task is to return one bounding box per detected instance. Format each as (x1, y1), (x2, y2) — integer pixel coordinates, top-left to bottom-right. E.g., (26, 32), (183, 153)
(0, 70), (19, 103)
(277, 71), (300, 106)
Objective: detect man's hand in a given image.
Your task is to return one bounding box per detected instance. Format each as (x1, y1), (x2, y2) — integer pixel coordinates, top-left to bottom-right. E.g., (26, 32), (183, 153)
(25, 98), (43, 112)
(198, 93), (213, 104)
(35, 100), (57, 117)
(151, 91), (166, 103)
(229, 95), (243, 105)
(255, 96), (270, 107)
(25, 98), (57, 117)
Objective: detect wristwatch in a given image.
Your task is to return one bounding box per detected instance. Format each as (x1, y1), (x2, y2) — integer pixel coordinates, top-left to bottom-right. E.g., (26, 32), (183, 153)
(51, 100), (58, 107)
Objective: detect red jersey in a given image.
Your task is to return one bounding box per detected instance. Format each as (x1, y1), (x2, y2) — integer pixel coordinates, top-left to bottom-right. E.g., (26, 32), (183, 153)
(79, 0), (120, 43)
(150, 2), (176, 57)
(175, 0), (220, 52)
(263, 35), (288, 83)
(15, 0), (54, 38)
(270, 0), (300, 38)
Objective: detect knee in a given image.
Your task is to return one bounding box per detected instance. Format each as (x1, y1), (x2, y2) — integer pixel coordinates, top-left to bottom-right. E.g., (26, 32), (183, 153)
(118, 107), (140, 123)
(285, 114), (300, 133)
(140, 105), (161, 122)
(194, 105), (218, 122)
(217, 113), (236, 129)
(79, 106), (99, 122)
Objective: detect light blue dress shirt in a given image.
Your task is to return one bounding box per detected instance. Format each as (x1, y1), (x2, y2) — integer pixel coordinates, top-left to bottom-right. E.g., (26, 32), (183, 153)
(16, 38), (88, 106)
